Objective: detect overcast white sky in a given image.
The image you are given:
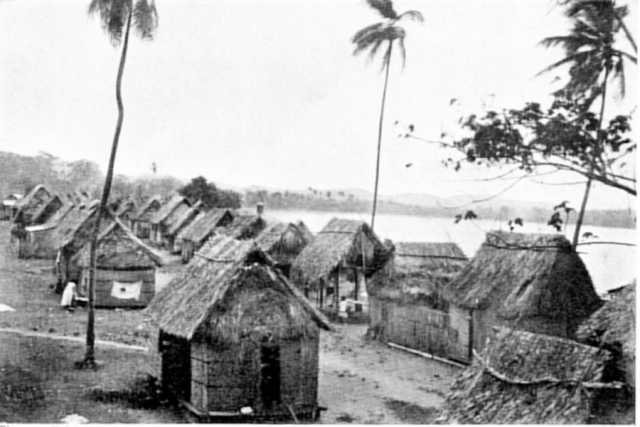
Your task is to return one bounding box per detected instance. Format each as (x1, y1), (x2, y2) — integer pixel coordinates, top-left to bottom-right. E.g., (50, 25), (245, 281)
(0, 0), (636, 209)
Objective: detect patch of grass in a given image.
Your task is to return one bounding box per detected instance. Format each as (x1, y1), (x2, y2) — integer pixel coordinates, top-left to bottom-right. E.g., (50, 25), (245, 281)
(88, 374), (176, 410)
(384, 398), (439, 424)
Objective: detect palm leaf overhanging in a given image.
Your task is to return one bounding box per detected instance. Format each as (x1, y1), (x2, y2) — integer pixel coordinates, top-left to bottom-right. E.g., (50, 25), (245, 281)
(89, 0), (158, 44)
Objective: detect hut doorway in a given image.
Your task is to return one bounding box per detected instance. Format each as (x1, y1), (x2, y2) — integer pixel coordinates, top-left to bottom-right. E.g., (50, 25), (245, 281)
(259, 338), (281, 410)
(160, 332), (191, 401)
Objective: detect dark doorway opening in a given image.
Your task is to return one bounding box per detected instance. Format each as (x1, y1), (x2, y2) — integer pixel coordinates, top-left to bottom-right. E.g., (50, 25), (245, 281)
(260, 337), (281, 410)
(160, 331), (191, 401)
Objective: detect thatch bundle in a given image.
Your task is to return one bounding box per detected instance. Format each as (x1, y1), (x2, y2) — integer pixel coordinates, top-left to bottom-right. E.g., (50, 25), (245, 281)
(442, 231), (601, 323)
(290, 218), (390, 287)
(368, 242), (467, 305)
(145, 235), (330, 344)
(439, 327), (614, 424)
(165, 202), (201, 238)
(177, 208), (234, 246)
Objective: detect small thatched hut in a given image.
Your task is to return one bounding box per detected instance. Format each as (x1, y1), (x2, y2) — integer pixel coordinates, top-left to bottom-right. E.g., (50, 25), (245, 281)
(1, 193), (22, 220)
(216, 212), (266, 240)
(30, 194), (64, 225)
(131, 196), (162, 239)
(177, 208), (235, 263)
(254, 221), (313, 277)
(438, 327), (617, 424)
(115, 198), (137, 229)
(442, 231), (602, 353)
(20, 202), (74, 259)
(13, 185), (52, 226)
(145, 235), (331, 421)
(150, 194), (191, 246)
(164, 201), (202, 253)
(367, 242), (469, 362)
(73, 219), (163, 308)
(290, 218), (390, 315)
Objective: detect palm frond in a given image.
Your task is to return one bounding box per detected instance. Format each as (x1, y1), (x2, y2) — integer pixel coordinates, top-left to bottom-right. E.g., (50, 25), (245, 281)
(535, 50), (594, 76)
(88, 0), (131, 45)
(539, 35), (596, 49)
(368, 38), (385, 62)
(351, 22), (385, 44)
(615, 50), (637, 64)
(380, 42), (392, 72)
(613, 58), (626, 98)
(366, 0), (398, 19)
(397, 35), (406, 68)
(398, 10), (424, 23)
(133, 0), (158, 40)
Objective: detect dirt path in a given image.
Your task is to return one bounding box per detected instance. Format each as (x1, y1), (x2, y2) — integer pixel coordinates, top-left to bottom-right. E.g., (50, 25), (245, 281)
(0, 327), (148, 352)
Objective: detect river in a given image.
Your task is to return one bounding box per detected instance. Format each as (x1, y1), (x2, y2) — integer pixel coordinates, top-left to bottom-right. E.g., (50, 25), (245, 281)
(267, 209), (636, 295)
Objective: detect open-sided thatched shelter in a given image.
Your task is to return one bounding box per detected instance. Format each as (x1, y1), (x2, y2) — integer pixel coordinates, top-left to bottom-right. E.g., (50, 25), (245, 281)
(13, 184), (52, 226)
(367, 242), (469, 362)
(442, 231), (602, 353)
(163, 201), (202, 253)
(131, 196), (162, 239)
(290, 218), (390, 314)
(73, 218), (163, 308)
(254, 221), (313, 277)
(145, 235), (331, 421)
(438, 327), (617, 424)
(150, 194), (191, 246)
(177, 208), (235, 263)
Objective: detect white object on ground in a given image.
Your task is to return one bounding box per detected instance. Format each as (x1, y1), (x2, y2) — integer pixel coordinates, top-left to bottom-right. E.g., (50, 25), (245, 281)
(0, 303), (15, 312)
(60, 414), (89, 424)
(60, 282), (76, 307)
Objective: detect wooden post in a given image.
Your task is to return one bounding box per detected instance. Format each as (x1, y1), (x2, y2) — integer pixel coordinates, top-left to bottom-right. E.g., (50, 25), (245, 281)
(353, 268), (359, 301)
(335, 264), (340, 316)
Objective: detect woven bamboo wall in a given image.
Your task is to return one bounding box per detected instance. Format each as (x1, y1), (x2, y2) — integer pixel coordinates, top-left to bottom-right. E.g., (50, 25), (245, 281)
(189, 336), (319, 416)
(19, 228), (57, 259)
(79, 267), (155, 308)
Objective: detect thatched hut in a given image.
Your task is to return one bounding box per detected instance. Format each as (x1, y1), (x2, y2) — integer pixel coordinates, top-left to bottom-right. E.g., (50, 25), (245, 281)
(150, 194), (191, 246)
(164, 201), (202, 253)
(30, 194), (64, 225)
(290, 218), (390, 315)
(115, 198), (137, 229)
(367, 242), (469, 362)
(177, 208), (235, 263)
(13, 184), (52, 226)
(254, 221), (313, 277)
(442, 231), (602, 353)
(1, 193), (22, 220)
(577, 281), (635, 389)
(216, 212), (266, 240)
(73, 218), (163, 308)
(145, 235), (331, 421)
(131, 196), (162, 239)
(438, 326), (617, 424)
(20, 202), (74, 259)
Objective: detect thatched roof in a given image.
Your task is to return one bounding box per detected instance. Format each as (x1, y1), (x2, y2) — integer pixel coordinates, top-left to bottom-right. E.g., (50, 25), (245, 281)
(50, 203), (113, 253)
(439, 326), (613, 424)
(290, 218), (390, 285)
(115, 199), (137, 218)
(165, 202), (200, 237)
(30, 194), (64, 225)
(2, 193), (23, 206)
(442, 231), (601, 321)
(14, 185), (52, 224)
(176, 208), (235, 245)
(254, 221), (312, 265)
(216, 213), (266, 240)
(295, 221), (314, 242)
(577, 281), (635, 362)
(145, 234), (331, 342)
(133, 196), (162, 222)
(74, 218), (163, 269)
(150, 194), (189, 225)
(368, 242), (468, 303)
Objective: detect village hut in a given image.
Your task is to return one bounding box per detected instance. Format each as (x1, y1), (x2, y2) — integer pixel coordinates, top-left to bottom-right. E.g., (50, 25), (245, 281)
(19, 202), (74, 259)
(177, 208), (235, 263)
(149, 194), (191, 246)
(438, 326), (617, 424)
(29, 194), (64, 225)
(72, 218), (163, 308)
(295, 221), (314, 243)
(1, 193), (22, 220)
(290, 218), (391, 316)
(577, 281), (635, 390)
(145, 235), (331, 421)
(367, 242), (469, 362)
(442, 231), (602, 354)
(131, 196), (162, 239)
(163, 201), (203, 253)
(13, 184), (52, 226)
(216, 212), (266, 240)
(115, 198), (137, 229)
(254, 221), (313, 277)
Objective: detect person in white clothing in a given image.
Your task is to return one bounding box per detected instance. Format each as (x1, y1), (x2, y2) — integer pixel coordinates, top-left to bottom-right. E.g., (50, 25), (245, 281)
(338, 297), (349, 322)
(60, 282), (77, 312)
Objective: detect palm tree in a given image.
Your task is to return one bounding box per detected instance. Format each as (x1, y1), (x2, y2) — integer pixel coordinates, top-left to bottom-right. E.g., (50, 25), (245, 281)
(352, 0), (423, 231)
(537, 0), (636, 249)
(79, 0), (158, 368)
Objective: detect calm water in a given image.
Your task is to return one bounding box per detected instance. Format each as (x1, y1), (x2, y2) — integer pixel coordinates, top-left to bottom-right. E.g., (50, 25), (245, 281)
(268, 209), (637, 295)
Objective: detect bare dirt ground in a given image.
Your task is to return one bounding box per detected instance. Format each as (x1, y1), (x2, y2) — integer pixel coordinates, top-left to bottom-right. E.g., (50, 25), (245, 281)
(0, 222), (458, 423)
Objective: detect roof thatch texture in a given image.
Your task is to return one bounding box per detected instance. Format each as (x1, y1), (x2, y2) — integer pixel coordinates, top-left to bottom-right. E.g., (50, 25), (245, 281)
(14, 185), (52, 224)
(50, 203), (113, 253)
(165, 202), (200, 237)
(150, 194), (189, 225)
(115, 199), (137, 218)
(30, 194), (64, 225)
(439, 327), (613, 424)
(254, 221), (312, 265)
(176, 208), (235, 245)
(145, 234), (330, 342)
(216, 213), (266, 240)
(368, 242), (468, 303)
(133, 196), (162, 222)
(442, 231), (602, 321)
(295, 221), (314, 243)
(74, 218), (163, 269)
(577, 281), (635, 363)
(290, 218), (390, 285)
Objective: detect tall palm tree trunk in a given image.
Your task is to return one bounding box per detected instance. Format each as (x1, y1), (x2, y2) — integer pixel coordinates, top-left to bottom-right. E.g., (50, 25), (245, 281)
(83, 9), (132, 366)
(571, 68), (610, 249)
(370, 42), (392, 231)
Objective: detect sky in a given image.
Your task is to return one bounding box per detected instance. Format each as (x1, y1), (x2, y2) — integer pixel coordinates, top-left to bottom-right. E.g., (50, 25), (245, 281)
(0, 0), (637, 210)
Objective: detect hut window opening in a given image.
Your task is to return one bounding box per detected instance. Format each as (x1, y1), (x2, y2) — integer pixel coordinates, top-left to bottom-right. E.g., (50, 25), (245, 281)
(259, 335), (281, 410)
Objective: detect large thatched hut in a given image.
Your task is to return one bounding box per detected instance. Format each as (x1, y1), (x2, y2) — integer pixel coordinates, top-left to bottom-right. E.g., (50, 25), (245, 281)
(131, 196), (162, 239)
(438, 327), (617, 424)
(13, 184), (52, 226)
(164, 201), (202, 253)
(73, 218), (163, 308)
(150, 194), (191, 246)
(442, 231), (602, 353)
(254, 221), (313, 277)
(145, 235), (331, 421)
(290, 218), (390, 315)
(367, 242), (469, 362)
(177, 208), (235, 263)
(1, 193), (22, 220)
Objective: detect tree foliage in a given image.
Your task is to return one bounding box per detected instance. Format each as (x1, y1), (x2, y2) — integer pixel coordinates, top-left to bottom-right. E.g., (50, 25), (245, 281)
(178, 176), (241, 209)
